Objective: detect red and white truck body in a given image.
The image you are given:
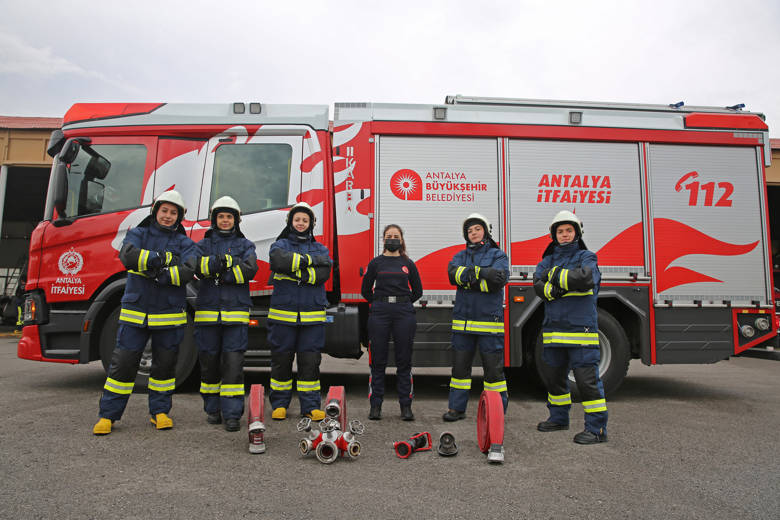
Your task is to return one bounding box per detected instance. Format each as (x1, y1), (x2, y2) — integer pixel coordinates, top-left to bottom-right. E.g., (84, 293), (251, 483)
(18, 96), (776, 392)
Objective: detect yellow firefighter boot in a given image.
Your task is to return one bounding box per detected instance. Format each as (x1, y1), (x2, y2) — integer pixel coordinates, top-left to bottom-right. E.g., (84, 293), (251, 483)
(271, 407), (287, 420)
(150, 413), (173, 430)
(92, 418), (112, 435)
(306, 409), (326, 421)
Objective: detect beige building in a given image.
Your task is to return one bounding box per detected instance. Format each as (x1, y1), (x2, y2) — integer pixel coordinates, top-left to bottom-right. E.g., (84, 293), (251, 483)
(0, 116), (61, 287)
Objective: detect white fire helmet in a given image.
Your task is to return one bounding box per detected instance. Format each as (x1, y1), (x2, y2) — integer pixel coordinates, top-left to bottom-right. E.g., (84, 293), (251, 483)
(211, 196), (242, 224)
(549, 210), (583, 238)
(152, 190), (186, 220)
(462, 213), (492, 241)
(287, 202), (316, 227)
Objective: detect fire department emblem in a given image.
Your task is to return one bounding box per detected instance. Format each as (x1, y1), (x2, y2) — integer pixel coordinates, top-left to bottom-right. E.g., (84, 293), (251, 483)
(58, 248), (84, 275)
(390, 169), (423, 201)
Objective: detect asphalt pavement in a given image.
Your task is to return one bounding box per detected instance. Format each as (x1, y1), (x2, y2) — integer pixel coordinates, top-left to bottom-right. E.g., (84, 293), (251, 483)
(1, 333), (778, 520)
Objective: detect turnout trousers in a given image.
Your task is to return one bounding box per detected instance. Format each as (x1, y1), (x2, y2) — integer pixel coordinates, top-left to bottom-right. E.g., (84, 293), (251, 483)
(98, 324), (184, 421)
(267, 322), (324, 414)
(367, 301), (416, 407)
(540, 346), (608, 434)
(195, 324), (247, 420)
(447, 332), (508, 413)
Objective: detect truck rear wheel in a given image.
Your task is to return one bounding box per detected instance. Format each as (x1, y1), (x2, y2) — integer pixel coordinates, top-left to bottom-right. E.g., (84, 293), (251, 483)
(99, 306), (198, 391)
(533, 308), (630, 396)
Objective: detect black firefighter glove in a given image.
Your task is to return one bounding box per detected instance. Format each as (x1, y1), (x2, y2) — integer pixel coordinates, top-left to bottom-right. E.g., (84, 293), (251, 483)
(219, 254), (240, 273)
(480, 268), (507, 286)
(312, 255), (331, 267)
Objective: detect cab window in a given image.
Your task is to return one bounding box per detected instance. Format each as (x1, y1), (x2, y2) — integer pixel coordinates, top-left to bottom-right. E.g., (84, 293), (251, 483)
(65, 144), (147, 217)
(210, 143), (292, 214)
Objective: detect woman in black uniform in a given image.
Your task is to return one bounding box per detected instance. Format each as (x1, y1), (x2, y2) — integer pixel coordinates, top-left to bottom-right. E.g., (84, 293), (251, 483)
(361, 224), (423, 421)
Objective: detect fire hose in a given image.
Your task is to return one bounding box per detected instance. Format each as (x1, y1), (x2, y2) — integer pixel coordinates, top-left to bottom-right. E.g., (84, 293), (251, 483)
(477, 390), (505, 463)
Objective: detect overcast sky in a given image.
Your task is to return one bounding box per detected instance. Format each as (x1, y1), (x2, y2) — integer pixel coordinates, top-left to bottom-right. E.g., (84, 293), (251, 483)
(1, 0), (779, 132)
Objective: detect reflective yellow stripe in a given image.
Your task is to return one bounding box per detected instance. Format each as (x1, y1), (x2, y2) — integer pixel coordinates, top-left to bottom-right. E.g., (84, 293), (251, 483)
(299, 310), (326, 323)
(561, 268), (569, 291)
(270, 378), (293, 391)
(165, 251), (173, 265)
(200, 382), (221, 394)
(450, 377), (471, 390)
(128, 270), (151, 278)
(455, 266), (465, 286)
(463, 320), (504, 334)
(543, 281), (552, 300)
(451, 319), (466, 332)
(292, 253), (301, 271)
(307, 267), (316, 285)
(221, 310), (250, 324)
(583, 398), (607, 413)
(296, 380), (321, 392)
(170, 265), (180, 286)
(479, 279), (489, 292)
(147, 312), (187, 327)
(562, 290), (594, 297)
(273, 273), (299, 282)
(225, 254), (233, 268)
(548, 392), (572, 406)
(475, 266), (481, 280)
(200, 256), (210, 277)
(119, 308), (146, 325)
(194, 310), (219, 323)
(268, 308), (298, 323)
(104, 377), (134, 395)
(549, 266), (558, 281)
(138, 249), (150, 272)
(543, 332), (599, 345)
(232, 265), (244, 284)
(484, 380), (507, 392)
(148, 377), (176, 392)
(220, 383), (245, 397)
(305, 254), (312, 266)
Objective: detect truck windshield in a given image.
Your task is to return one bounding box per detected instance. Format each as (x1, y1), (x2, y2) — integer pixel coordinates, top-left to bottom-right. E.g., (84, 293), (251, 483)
(45, 144), (147, 220)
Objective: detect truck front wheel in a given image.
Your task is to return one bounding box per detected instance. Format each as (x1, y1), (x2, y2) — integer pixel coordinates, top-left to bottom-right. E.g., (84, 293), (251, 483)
(99, 307), (198, 391)
(533, 308), (630, 396)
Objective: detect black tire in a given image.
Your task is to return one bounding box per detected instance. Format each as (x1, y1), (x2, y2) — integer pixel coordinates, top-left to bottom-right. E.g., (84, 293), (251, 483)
(533, 308), (630, 397)
(99, 306), (198, 391)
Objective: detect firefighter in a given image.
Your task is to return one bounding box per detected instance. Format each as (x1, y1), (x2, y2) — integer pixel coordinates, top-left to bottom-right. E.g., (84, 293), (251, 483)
(443, 214), (510, 421)
(533, 210), (608, 444)
(92, 191), (197, 435)
(194, 196), (258, 432)
(267, 202), (333, 421)
(361, 224), (423, 421)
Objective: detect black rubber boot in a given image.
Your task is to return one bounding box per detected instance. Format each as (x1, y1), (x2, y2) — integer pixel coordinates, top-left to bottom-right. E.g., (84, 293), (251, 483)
(573, 429), (608, 444)
(400, 404), (415, 421)
(206, 412), (222, 425)
(537, 420), (569, 432)
(368, 404), (382, 420)
(224, 418), (241, 432)
(442, 409), (466, 422)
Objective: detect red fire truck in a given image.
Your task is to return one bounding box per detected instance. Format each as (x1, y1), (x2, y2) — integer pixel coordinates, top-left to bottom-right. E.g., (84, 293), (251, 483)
(18, 96), (777, 394)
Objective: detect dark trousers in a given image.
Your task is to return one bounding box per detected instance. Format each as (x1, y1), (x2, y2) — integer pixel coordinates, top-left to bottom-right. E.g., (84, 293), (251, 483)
(267, 323), (324, 414)
(447, 332), (508, 412)
(540, 346), (608, 434)
(99, 324), (183, 421)
(195, 324), (247, 420)
(367, 301), (416, 407)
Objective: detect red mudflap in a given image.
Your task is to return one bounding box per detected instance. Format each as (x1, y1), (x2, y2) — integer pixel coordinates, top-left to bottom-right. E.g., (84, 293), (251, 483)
(477, 390), (505, 453)
(248, 384), (266, 454)
(324, 386), (347, 431)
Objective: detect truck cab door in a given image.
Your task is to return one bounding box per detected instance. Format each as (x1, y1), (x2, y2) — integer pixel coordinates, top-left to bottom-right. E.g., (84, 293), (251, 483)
(195, 133), (305, 294)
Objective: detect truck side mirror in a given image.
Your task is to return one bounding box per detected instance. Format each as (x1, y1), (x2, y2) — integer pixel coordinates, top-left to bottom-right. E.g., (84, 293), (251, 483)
(52, 162), (69, 218)
(84, 153), (111, 180)
(59, 139), (81, 164)
(46, 129), (66, 158)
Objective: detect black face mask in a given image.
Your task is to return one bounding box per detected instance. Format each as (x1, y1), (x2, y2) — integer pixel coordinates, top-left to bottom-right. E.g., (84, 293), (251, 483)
(384, 238), (402, 252)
